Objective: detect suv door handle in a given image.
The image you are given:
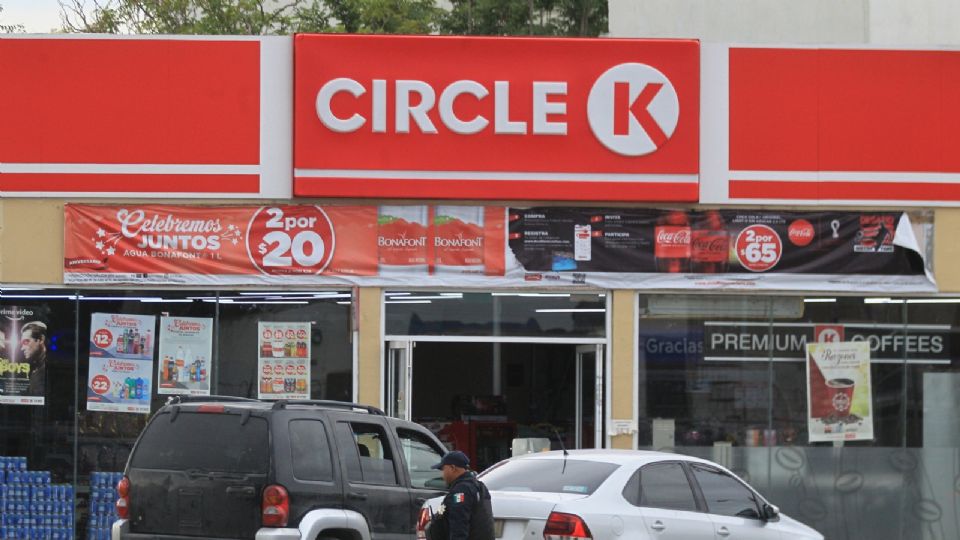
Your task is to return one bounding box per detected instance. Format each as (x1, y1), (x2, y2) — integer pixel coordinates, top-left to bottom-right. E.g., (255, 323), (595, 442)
(415, 497), (428, 504)
(348, 492), (369, 501)
(226, 486), (255, 498)
(717, 526), (731, 537)
(650, 520), (666, 531)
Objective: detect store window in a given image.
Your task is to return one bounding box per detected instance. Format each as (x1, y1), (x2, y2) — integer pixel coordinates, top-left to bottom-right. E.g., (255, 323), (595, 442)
(0, 287), (353, 539)
(637, 294), (960, 539)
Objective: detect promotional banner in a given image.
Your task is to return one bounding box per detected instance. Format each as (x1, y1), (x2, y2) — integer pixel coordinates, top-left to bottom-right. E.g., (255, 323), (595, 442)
(64, 204), (934, 292)
(806, 341), (874, 442)
(258, 322), (310, 400)
(506, 208), (934, 291)
(157, 316), (213, 396)
(64, 204), (505, 285)
(87, 313), (156, 414)
(0, 306), (50, 406)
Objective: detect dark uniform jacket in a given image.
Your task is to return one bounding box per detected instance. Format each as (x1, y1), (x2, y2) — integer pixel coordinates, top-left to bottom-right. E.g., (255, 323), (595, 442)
(442, 471), (494, 540)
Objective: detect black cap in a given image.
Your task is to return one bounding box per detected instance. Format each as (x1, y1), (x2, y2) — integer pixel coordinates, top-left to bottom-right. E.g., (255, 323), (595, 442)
(431, 450), (470, 470)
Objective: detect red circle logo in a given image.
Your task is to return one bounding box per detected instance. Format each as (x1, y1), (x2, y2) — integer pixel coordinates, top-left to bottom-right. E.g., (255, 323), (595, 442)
(247, 206), (335, 276)
(93, 329), (113, 350)
(91, 374), (111, 395)
(735, 224), (783, 272)
(788, 219), (815, 247)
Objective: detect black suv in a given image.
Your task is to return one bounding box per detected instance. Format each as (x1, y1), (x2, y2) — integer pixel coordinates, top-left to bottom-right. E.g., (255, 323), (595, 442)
(111, 397), (449, 540)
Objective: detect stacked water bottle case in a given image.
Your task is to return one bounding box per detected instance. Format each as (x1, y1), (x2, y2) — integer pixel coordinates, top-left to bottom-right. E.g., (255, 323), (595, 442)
(87, 473), (122, 540)
(0, 457), (74, 540)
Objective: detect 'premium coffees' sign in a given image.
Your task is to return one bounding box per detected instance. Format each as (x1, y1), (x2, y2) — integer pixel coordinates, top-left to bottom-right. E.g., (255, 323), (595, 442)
(704, 322), (950, 364)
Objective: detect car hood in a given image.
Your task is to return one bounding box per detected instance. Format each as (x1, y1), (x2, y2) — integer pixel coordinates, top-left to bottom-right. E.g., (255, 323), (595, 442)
(777, 512), (824, 539)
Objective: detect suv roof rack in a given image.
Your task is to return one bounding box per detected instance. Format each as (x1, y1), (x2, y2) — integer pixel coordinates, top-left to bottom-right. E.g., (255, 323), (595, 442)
(165, 395), (261, 405)
(271, 399), (385, 415)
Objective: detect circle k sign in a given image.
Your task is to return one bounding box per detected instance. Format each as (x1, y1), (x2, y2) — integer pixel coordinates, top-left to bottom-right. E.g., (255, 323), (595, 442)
(587, 63), (680, 157)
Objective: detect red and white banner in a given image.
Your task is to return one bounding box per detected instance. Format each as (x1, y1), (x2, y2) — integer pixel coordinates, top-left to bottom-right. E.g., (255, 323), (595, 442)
(64, 204), (934, 292)
(64, 204), (507, 285)
(702, 44), (960, 205)
(294, 35), (700, 201)
(0, 36), (291, 198)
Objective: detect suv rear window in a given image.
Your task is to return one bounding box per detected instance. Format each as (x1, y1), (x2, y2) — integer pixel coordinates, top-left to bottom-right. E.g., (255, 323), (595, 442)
(479, 459), (618, 495)
(131, 411), (269, 474)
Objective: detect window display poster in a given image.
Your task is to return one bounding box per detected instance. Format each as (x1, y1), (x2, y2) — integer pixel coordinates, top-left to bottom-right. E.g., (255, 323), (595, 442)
(806, 341), (874, 442)
(157, 316), (213, 396)
(0, 306), (50, 406)
(257, 322), (310, 400)
(87, 313), (157, 414)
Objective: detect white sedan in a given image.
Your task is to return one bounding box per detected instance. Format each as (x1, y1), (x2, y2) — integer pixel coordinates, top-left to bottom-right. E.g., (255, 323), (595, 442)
(418, 449), (822, 540)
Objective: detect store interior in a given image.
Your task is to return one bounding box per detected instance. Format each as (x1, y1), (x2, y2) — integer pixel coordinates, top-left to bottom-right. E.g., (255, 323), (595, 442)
(405, 342), (599, 471)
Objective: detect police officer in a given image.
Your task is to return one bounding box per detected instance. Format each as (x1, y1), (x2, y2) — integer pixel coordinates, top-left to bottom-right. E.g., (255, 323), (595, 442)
(431, 451), (494, 540)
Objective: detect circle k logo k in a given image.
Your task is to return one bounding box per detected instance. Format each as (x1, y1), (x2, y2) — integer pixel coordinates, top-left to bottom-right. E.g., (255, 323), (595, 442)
(587, 63), (680, 157)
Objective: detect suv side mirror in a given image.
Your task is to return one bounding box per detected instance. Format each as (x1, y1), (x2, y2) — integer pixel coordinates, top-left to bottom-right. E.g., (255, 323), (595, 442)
(761, 503), (780, 522)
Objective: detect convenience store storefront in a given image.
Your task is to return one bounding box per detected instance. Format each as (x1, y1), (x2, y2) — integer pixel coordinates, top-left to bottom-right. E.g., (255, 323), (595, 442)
(1, 34), (960, 540)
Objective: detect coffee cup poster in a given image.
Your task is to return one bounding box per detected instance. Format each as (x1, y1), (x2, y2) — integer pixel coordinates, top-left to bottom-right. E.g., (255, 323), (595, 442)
(86, 313), (157, 414)
(805, 341), (874, 442)
(157, 316), (213, 396)
(257, 322), (310, 400)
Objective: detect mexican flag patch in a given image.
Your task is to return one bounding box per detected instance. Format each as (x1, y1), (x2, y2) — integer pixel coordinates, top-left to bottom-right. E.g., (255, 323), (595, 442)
(452, 493), (465, 504)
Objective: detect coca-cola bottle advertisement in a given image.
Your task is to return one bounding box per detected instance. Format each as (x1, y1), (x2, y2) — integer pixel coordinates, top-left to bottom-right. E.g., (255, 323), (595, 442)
(654, 211), (692, 273)
(691, 211), (729, 274)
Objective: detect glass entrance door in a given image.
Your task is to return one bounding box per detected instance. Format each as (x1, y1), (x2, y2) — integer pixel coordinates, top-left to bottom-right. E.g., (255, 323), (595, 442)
(385, 340), (606, 470)
(386, 340), (412, 420)
(576, 344), (604, 449)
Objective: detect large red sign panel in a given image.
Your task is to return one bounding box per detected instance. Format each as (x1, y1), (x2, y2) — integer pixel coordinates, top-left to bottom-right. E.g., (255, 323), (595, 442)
(707, 46), (960, 205)
(0, 36), (290, 198)
(294, 35), (700, 201)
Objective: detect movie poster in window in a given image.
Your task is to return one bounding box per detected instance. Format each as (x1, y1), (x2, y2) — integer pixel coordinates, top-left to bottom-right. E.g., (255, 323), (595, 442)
(87, 313), (157, 414)
(157, 316), (213, 396)
(806, 341), (874, 442)
(0, 306), (51, 406)
(257, 322), (310, 400)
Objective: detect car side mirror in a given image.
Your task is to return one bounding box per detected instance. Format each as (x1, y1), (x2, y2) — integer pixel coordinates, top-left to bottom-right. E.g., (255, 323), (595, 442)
(762, 503), (780, 523)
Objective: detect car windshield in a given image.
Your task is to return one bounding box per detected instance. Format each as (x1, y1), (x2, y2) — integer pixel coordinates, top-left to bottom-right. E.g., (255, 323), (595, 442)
(479, 459), (619, 495)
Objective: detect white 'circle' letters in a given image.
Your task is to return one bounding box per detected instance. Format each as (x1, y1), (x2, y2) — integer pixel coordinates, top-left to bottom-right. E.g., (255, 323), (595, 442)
(587, 63), (679, 157)
(316, 78), (366, 133)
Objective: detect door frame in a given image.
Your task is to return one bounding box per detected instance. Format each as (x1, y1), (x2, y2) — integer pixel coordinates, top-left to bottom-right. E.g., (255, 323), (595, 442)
(575, 343), (604, 450)
(382, 337), (609, 449)
(381, 290), (612, 447)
